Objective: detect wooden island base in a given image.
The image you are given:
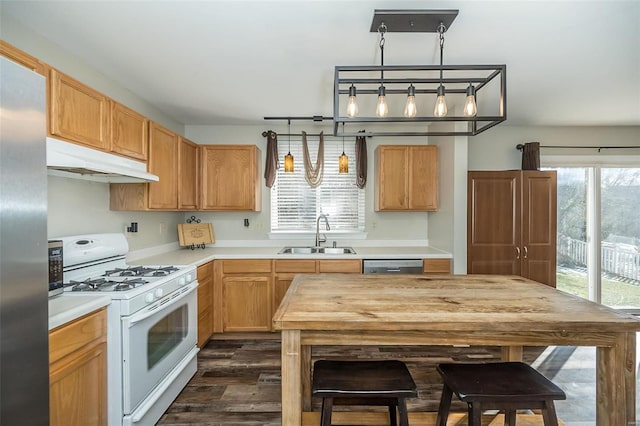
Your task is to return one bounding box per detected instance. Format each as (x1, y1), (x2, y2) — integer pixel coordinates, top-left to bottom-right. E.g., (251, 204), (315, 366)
(302, 411), (563, 425)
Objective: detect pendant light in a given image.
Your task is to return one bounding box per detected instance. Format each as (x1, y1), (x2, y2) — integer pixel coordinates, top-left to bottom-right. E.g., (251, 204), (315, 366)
(339, 123), (348, 173)
(463, 83), (478, 117)
(346, 84), (358, 118)
(284, 119), (294, 172)
(332, 9), (507, 137)
(433, 22), (448, 118)
(375, 23), (388, 118)
(404, 83), (417, 118)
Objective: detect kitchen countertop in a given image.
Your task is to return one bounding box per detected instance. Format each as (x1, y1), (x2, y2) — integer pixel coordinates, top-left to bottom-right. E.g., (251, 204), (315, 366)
(129, 245), (452, 267)
(49, 245), (450, 329)
(49, 294), (111, 330)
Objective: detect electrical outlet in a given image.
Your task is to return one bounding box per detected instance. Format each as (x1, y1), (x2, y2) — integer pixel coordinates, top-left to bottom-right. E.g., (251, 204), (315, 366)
(159, 222), (167, 234)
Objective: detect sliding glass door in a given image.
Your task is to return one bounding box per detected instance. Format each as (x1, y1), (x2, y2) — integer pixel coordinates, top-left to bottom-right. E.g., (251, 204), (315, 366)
(547, 161), (640, 311)
(600, 168), (640, 308)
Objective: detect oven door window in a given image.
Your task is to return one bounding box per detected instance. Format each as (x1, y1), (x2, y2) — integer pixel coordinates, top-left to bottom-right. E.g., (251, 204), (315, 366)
(122, 286), (197, 414)
(148, 305), (188, 369)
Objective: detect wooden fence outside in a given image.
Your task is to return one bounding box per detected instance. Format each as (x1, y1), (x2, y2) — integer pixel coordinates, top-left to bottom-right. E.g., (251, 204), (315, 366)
(558, 235), (640, 282)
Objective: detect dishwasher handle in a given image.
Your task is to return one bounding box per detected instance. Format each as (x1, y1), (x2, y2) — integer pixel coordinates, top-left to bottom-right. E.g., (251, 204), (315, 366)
(362, 259), (423, 274)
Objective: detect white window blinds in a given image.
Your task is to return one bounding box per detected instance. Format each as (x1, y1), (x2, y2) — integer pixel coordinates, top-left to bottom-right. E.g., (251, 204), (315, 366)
(271, 135), (365, 233)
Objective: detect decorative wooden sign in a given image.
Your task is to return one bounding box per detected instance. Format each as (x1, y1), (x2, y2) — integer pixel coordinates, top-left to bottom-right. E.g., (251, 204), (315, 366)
(177, 223), (214, 249)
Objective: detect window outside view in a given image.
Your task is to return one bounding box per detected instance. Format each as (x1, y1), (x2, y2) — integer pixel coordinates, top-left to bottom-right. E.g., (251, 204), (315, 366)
(555, 167), (640, 309)
(270, 136), (365, 233)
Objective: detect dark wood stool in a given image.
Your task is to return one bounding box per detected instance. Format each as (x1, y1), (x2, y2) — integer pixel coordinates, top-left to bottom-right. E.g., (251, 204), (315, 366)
(312, 360), (418, 426)
(436, 362), (566, 426)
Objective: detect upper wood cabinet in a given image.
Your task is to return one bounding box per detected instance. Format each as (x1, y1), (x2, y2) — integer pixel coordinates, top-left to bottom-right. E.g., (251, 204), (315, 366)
(375, 145), (438, 211)
(467, 170), (557, 287)
(110, 123), (179, 211)
(0, 40), (46, 75)
(49, 69), (111, 151)
(178, 137), (199, 210)
(148, 122), (179, 209)
(110, 101), (148, 161)
(201, 145), (261, 211)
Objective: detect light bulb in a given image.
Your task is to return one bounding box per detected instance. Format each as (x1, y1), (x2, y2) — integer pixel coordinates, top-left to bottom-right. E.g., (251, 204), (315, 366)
(434, 85), (447, 117)
(346, 84), (358, 118)
(404, 84), (417, 118)
(463, 84), (477, 117)
(284, 152), (294, 173)
(376, 85), (388, 118)
(339, 152), (349, 174)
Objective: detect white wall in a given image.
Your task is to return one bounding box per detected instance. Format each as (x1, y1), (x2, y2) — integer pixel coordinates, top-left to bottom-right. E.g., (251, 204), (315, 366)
(47, 177), (182, 251)
(469, 125), (640, 170)
(429, 122), (468, 273)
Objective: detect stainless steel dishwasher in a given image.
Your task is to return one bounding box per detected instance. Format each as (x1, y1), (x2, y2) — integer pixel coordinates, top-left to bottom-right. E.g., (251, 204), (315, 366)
(362, 259), (423, 274)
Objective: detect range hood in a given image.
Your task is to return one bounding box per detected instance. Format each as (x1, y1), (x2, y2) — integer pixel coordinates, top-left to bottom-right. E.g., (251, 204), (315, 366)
(46, 138), (159, 183)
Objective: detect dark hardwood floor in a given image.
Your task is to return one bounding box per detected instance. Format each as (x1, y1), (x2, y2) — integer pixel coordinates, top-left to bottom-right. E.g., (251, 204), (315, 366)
(158, 335), (638, 426)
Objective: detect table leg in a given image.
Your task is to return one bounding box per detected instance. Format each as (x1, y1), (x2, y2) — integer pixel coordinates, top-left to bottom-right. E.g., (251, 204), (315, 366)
(281, 330), (302, 425)
(624, 332), (636, 426)
(501, 346), (523, 361)
(597, 332), (635, 425)
(301, 344), (312, 411)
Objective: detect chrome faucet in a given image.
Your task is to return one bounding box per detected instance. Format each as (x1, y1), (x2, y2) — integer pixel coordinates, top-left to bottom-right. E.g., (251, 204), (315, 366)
(315, 214), (330, 247)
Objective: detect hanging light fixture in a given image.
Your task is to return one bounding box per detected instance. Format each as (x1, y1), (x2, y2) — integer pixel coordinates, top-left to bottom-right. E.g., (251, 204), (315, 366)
(346, 84), (358, 117)
(375, 23), (388, 118)
(463, 83), (478, 117)
(339, 123), (348, 173)
(284, 119), (294, 172)
(433, 22), (448, 118)
(404, 83), (417, 118)
(333, 9), (507, 137)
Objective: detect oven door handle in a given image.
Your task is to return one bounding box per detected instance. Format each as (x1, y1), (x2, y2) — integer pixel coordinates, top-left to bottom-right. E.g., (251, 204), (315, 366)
(127, 283), (197, 327)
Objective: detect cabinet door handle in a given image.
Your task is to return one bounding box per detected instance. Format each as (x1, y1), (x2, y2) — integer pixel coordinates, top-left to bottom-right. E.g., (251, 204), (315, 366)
(523, 246), (528, 259)
(515, 246), (521, 259)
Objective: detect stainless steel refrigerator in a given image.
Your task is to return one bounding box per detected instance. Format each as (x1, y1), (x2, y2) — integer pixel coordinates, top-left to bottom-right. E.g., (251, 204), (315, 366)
(0, 56), (49, 424)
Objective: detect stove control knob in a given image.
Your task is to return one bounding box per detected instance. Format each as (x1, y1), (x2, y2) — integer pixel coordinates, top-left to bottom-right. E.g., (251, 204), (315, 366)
(144, 293), (155, 303)
(179, 277), (187, 286)
(154, 288), (164, 299)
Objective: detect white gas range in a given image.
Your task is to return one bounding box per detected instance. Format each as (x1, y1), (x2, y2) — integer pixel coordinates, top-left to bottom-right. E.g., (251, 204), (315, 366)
(61, 233), (198, 426)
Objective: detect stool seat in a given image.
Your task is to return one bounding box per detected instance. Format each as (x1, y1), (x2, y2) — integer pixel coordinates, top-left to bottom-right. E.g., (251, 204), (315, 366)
(436, 362), (566, 426)
(312, 360), (417, 426)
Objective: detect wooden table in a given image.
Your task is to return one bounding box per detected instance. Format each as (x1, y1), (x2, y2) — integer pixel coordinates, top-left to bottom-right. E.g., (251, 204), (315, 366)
(272, 274), (640, 425)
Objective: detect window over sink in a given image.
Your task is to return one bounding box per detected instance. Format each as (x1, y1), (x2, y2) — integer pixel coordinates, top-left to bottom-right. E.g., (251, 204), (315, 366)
(270, 136), (365, 235)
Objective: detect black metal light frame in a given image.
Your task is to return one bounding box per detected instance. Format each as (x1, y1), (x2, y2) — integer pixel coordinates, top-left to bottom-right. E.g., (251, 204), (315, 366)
(332, 9), (507, 137)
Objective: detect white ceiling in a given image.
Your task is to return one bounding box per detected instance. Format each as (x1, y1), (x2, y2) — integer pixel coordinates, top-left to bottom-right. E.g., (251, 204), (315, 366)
(2, 0), (639, 128)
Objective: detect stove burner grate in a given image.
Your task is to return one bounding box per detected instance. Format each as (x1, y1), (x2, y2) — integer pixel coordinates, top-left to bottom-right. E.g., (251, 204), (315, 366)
(103, 266), (179, 277)
(68, 277), (148, 292)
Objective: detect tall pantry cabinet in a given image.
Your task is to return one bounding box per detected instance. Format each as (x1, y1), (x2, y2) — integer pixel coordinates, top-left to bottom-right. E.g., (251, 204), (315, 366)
(467, 170), (557, 287)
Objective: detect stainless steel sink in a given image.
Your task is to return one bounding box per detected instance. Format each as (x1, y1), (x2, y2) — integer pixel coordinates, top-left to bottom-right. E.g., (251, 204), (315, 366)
(278, 246), (356, 255)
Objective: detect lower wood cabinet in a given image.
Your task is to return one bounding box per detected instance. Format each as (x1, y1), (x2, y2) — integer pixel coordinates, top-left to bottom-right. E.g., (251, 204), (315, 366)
(197, 261), (214, 347)
(273, 259), (362, 319)
(211, 257), (448, 335)
(423, 258), (452, 274)
(49, 308), (107, 426)
(214, 259), (273, 333)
